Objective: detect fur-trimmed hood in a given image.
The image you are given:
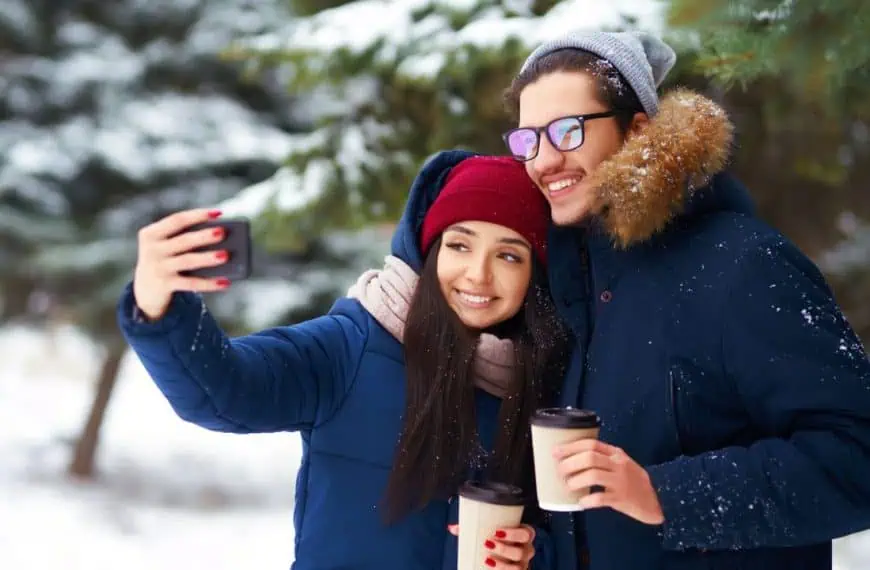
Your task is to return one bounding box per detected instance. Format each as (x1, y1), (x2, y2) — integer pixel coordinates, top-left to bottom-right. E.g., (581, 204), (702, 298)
(591, 89), (738, 247)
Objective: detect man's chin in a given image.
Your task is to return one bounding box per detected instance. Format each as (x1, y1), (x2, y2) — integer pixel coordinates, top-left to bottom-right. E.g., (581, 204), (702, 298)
(551, 205), (594, 227)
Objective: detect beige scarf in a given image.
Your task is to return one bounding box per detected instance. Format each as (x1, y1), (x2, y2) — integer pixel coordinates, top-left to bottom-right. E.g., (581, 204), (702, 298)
(346, 255), (515, 399)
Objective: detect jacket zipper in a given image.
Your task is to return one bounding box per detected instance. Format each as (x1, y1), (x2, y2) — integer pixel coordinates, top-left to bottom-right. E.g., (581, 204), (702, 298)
(668, 369), (687, 456)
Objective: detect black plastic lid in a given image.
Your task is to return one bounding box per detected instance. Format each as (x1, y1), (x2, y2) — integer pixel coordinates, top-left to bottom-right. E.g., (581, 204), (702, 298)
(459, 481), (525, 506)
(530, 408), (601, 429)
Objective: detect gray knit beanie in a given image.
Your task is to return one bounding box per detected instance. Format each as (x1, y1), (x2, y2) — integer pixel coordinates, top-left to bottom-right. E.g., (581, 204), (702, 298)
(519, 31), (677, 117)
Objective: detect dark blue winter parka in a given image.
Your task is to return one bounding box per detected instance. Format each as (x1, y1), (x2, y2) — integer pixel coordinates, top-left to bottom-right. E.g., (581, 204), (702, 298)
(116, 150), (557, 570)
(544, 90), (870, 570)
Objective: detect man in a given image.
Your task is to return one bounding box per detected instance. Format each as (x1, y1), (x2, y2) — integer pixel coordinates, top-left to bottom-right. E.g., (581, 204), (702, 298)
(501, 30), (870, 570)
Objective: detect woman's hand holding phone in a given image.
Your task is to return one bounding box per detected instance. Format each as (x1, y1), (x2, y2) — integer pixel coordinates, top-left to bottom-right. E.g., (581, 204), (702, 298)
(133, 208), (233, 321)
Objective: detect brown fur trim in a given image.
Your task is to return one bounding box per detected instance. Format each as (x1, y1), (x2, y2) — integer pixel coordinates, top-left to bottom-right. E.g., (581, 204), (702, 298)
(591, 89), (735, 247)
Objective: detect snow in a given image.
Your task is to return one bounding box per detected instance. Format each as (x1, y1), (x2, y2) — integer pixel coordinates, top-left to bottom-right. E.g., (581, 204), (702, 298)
(1, 93), (295, 196)
(3, 127), (82, 185)
(0, 209), (77, 242)
(398, 51), (449, 79)
(0, 324), (298, 570)
(820, 213), (870, 276)
(2, 322), (868, 569)
(185, 0), (292, 57)
(219, 163), (326, 218)
(54, 36), (146, 90)
(220, 119), (396, 216)
(0, 0), (297, 254)
(91, 94), (294, 182)
(227, 0), (668, 220)
(222, 280), (316, 330)
(32, 240), (137, 272)
(754, 0), (795, 22)
(0, 0), (39, 46)
(245, 0), (667, 71)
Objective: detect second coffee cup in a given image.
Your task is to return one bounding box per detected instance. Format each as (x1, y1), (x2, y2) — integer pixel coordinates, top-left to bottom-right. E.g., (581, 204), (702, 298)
(530, 407), (601, 511)
(457, 481), (525, 570)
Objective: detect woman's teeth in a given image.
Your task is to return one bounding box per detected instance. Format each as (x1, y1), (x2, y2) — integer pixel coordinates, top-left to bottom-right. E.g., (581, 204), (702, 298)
(547, 178), (578, 193)
(458, 292), (492, 305)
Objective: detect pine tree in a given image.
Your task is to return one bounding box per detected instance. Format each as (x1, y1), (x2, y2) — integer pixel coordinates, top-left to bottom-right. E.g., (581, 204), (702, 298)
(224, 0), (657, 251)
(291, 0), (355, 16)
(0, 0), (305, 479)
(668, 0), (870, 117)
(0, 165), (74, 322)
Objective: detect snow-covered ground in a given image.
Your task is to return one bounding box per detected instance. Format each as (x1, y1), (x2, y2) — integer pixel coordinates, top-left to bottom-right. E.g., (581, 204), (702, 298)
(0, 324), (298, 570)
(1, 323), (868, 569)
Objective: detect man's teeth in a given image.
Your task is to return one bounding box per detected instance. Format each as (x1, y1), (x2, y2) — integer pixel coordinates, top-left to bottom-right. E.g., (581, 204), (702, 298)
(547, 178), (578, 192)
(459, 292), (492, 304)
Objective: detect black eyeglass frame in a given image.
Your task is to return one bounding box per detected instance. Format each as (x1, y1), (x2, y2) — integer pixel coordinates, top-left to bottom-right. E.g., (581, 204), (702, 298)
(502, 111), (620, 162)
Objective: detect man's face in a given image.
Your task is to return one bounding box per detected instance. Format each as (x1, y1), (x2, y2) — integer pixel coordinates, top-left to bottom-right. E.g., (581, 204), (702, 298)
(518, 71), (632, 227)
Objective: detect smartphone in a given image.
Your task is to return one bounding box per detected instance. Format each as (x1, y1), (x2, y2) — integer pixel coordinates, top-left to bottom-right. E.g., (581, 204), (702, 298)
(178, 217), (252, 281)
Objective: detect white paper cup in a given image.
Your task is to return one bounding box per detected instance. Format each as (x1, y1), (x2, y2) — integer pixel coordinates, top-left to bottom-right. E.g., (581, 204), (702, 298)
(457, 481), (525, 570)
(530, 408), (601, 511)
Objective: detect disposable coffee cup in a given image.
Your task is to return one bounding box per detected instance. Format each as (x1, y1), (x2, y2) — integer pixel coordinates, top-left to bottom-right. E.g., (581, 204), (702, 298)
(530, 407), (601, 511)
(457, 481), (525, 570)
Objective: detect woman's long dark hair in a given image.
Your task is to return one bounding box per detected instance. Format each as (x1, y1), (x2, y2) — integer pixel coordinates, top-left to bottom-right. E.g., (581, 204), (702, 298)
(382, 237), (572, 522)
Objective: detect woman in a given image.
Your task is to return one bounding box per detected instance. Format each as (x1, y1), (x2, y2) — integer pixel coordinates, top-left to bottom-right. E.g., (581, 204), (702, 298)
(500, 30), (870, 570)
(117, 152), (573, 570)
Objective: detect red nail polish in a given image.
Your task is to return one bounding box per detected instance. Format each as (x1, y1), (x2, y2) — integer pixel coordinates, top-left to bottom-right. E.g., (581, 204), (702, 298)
(495, 530), (506, 539)
(484, 540), (496, 549)
(485, 558), (496, 567)
(215, 250), (228, 261)
(207, 210), (222, 219)
(216, 278), (231, 288)
(212, 228), (224, 238)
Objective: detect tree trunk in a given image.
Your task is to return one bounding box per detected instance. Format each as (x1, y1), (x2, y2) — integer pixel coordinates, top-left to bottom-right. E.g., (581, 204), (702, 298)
(0, 276), (35, 321)
(68, 339), (126, 480)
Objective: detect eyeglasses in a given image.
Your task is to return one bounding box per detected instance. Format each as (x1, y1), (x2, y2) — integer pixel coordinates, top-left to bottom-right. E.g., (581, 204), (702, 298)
(502, 111), (619, 162)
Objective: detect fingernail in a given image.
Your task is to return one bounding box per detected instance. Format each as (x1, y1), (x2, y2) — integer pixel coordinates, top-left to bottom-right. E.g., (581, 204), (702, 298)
(215, 250), (228, 261)
(484, 540), (495, 549)
(207, 210), (222, 219)
(216, 278), (231, 288)
(212, 228), (224, 238)
(485, 558), (496, 568)
(494, 530), (506, 539)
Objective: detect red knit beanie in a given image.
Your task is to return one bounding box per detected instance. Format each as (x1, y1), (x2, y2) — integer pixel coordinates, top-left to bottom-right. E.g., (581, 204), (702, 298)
(420, 156), (549, 266)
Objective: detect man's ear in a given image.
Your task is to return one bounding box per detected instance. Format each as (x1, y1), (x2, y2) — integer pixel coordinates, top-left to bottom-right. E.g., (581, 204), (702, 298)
(627, 112), (649, 139)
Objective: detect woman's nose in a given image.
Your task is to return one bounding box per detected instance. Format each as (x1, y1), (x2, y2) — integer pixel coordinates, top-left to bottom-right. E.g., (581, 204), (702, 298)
(464, 254), (492, 284)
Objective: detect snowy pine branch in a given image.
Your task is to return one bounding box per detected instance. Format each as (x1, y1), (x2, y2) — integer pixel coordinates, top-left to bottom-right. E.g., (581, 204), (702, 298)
(668, 0), (870, 103)
(222, 0), (665, 250)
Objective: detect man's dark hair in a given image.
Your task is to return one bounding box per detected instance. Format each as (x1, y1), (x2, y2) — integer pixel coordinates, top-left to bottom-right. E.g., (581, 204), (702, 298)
(504, 49), (644, 135)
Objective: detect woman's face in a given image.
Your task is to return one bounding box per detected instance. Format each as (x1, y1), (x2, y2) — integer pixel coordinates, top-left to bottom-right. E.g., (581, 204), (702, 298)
(518, 70), (642, 227)
(436, 221), (533, 331)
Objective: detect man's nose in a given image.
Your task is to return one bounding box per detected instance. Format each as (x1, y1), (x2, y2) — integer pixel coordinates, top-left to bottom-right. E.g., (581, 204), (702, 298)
(532, 134), (565, 177)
